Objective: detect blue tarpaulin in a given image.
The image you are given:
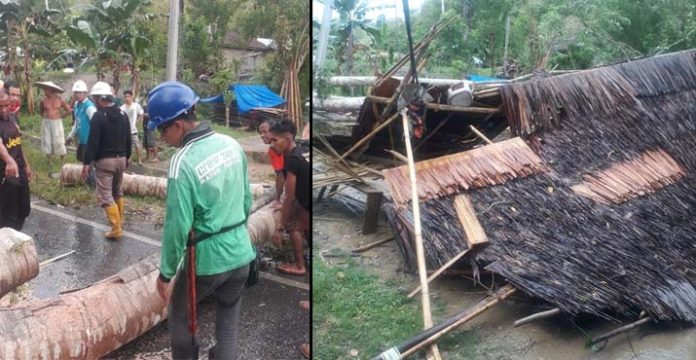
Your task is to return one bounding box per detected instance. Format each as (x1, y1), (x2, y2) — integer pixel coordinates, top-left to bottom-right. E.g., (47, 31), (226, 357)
(232, 84), (286, 113)
(467, 74), (506, 83)
(199, 94), (225, 104)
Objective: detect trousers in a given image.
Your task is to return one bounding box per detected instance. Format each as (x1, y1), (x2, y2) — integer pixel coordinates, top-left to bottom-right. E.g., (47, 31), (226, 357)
(168, 263), (249, 360)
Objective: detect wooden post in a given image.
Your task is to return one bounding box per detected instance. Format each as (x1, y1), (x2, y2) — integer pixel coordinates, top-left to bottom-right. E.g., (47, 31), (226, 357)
(401, 109), (441, 360)
(362, 189), (383, 234)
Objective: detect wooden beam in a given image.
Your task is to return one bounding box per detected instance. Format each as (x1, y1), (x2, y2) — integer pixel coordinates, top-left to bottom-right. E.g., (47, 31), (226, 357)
(453, 194), (488, 247)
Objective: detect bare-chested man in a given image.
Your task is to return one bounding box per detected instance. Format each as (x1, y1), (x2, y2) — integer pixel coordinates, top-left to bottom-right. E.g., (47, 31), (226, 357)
(39, 84), (71, 166)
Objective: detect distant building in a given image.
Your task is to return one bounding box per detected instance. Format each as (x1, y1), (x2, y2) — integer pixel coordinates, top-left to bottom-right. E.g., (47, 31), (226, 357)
(222, 32), (276, 78)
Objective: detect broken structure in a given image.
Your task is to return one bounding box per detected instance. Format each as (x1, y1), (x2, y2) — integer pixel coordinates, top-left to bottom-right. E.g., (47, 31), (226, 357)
(382, 49), (696, 323)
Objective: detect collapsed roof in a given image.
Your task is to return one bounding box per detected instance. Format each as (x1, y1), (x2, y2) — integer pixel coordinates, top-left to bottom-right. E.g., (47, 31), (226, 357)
(384, 49), (696, 322)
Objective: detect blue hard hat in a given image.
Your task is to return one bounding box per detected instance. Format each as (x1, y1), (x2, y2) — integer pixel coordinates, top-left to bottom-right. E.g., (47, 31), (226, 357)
(146, 81), (200, 130)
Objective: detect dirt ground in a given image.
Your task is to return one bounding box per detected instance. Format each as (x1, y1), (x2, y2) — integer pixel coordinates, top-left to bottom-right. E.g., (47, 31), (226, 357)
(313, 192), (696, 360)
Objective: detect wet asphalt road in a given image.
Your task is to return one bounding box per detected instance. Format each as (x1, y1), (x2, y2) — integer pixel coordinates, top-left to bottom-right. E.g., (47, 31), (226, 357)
(20, 200), (309, 360)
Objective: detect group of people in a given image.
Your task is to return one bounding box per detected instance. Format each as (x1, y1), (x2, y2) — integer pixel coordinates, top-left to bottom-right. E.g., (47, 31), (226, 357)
(1, 78), (310, 359)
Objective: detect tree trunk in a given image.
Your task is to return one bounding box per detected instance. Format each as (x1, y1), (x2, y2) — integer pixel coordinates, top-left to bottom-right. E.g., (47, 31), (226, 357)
(0, 228), (39, 299)
(20, 26), (34, 115)
(0, 203), (277, 359)
(131, 66), (141, 100)
(312, 95), (366, 112)
(59, 164), (271, 200)
(328, 76), (463, 87)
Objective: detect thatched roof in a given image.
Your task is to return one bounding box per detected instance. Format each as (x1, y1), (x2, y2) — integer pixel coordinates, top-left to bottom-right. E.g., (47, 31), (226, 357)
(386, 49), (696, 322)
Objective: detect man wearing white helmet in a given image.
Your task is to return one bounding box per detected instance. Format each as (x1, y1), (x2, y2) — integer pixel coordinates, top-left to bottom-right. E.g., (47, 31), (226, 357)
(67, 80), (97, 187)
(82, 81), (132, 239)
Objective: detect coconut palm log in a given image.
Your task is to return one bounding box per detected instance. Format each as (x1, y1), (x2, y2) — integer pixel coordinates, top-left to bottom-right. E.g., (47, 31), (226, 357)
(60, 164), (271, 199)
(0, 202), (278, 359)
(0, 228), (39, 299)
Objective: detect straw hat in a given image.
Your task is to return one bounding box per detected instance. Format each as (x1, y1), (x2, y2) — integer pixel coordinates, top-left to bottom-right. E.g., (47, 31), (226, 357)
(35, 81), (64, 93)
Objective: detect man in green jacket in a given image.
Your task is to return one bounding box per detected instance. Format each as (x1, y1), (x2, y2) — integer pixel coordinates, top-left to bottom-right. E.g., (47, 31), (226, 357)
(149, 81), (255, 360)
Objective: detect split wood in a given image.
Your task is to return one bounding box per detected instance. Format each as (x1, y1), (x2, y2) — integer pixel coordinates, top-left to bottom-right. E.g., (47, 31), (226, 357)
(401, 285), (517, 358)
(352, 236), (395, 253)
(513, 308), (561, 327)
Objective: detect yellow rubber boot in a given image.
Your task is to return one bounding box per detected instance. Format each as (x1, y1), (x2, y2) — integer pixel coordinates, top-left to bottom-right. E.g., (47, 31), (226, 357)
(115, 197), (125, 221)
(104, 204), (123, 239)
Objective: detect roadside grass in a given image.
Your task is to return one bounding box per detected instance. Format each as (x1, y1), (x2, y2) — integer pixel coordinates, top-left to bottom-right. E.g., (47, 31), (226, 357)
(314, 259), (476, 359)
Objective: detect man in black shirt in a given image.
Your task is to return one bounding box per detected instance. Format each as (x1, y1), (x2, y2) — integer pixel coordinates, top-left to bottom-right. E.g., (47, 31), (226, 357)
(0, 90), (32, 230)
(82, 81), (132, 239)
(268, 120), (309, 276)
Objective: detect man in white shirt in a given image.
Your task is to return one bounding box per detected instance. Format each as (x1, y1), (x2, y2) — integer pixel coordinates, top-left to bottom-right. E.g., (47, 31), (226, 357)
(120, 90), (144, 164)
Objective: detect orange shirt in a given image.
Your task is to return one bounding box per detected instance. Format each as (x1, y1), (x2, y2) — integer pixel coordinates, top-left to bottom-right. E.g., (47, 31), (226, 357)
(268, 147), (284, 172)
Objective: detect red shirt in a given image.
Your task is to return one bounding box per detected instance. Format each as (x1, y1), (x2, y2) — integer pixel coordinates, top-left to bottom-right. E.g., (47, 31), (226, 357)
(268, 148), (284, 172)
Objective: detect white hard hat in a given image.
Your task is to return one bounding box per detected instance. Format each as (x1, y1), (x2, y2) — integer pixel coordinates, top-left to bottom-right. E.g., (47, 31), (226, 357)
(72, 80), (88, 92)
(90, 81), (112, 96)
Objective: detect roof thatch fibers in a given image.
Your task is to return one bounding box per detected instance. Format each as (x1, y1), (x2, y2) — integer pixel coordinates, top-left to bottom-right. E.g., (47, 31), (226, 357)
(385, 49), (696, 322)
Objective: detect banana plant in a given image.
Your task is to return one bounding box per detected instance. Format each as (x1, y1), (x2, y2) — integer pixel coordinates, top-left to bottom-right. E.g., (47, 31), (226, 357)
(64, 0), (152, 97)
(0, 0), (63, 114)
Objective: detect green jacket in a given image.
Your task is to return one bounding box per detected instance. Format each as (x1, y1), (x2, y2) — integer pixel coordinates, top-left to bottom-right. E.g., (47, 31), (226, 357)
(159, 122), (254, 281)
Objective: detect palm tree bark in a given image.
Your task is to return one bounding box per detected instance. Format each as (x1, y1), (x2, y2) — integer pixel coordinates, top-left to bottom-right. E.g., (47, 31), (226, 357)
(0, 201), (278, 359)
(0, 228), (39, 299)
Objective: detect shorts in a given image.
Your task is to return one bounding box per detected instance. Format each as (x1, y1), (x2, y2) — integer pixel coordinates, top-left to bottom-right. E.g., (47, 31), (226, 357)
(143, 129), (156, 149)
(288, 199), (309, 235)
(131, 133), (142, 149)
(41, 118), (67, 156)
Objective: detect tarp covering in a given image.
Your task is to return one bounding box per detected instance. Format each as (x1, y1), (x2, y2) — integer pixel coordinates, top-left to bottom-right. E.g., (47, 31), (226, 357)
(232, 84), (286, 113)
(199, 94), (225, 104)
(467, 74), (506, 83)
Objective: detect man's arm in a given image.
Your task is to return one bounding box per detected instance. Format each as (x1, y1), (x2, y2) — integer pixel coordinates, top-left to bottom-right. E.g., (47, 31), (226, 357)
(60, 98), (72, 118)
(0, 141), (18, 178)
(159, 165), (195, 282)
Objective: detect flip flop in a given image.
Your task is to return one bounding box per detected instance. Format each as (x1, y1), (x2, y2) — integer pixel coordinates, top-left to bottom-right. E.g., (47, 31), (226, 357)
(299, 300), (310, 311)
(277, 263), (306, 276)
(300, 344), (310, 359)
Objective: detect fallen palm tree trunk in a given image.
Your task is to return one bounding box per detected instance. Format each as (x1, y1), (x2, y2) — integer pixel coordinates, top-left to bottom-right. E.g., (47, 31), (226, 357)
(0, 228), (39, 299)
(60, 164), (271, 199)
(0, 203), (277, 359)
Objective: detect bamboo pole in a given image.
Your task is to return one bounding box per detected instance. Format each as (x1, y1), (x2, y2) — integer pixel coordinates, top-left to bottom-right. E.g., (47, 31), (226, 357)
(338, 111), (401, 161)
(401, 109), (441, 360)
(365, 95), (499, 113)
(513, 308), (561, 327)
(407, 248), (471, 298)
(352, 236), (395, 253)
(469, 125), (494, 144)
(400, 285), (516, 358)
(590, 316), (652, 346)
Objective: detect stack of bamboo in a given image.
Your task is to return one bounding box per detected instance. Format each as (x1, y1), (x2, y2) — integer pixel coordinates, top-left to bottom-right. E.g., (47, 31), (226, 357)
(572, 149), (685, 204)
(280, 23), (309, 130)
(383, 137), (547, 205)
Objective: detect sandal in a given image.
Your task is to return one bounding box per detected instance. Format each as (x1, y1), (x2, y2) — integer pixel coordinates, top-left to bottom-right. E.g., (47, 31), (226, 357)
(277, 263), (306, 276)
(300, 343), (309, 359)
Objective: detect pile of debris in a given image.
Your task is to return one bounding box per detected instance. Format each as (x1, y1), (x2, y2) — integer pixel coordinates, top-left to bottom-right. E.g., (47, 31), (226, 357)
(384, 49), (696, 324)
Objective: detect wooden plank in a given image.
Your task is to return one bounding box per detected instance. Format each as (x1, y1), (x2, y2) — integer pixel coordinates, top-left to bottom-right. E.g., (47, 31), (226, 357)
(362, 189), (383, 235)
(453, 194), (488, 247)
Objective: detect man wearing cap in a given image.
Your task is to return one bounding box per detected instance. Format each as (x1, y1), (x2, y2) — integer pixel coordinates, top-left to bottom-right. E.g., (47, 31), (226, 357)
(82, 81), (131, 239)
(149, 81), (254, 359)
(37, 81), (71, 166)
(0, 90), (32, 230)
(66, 80), (97, 187)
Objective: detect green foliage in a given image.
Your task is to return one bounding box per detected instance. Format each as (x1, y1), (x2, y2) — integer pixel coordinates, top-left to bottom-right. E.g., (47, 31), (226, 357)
(181, 14), (214, 75)
(320, 0), (696, 78)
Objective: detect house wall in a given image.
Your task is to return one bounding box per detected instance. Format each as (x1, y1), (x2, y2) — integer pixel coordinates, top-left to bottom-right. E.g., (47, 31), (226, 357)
(221, 49), (270, 74)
